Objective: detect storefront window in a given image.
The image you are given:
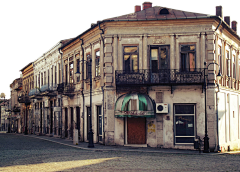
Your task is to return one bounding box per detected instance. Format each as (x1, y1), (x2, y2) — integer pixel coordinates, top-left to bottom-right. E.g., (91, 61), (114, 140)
(174, 104), (195, 144)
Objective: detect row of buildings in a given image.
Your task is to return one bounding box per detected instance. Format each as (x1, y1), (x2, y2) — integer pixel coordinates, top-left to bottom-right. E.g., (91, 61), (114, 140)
(4, 2), (240, 151)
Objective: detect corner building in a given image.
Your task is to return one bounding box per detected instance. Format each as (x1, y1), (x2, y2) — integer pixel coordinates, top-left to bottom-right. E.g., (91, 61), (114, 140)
(59, 2), (240, 151)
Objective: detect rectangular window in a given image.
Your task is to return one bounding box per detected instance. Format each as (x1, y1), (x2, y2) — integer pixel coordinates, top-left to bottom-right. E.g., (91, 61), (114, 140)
(65, 64), (68, 84)
(59, 63), (61, 84)
(174, 104), (195, 144)
(44, 72), (46, 85)
(38, 74), (40, 88)
(86, 54), (91, 79)
(76, 59), (80, 82)
(95, 50), (100, 77)
(69, 61), (74, 83)
(41, 73), (43, 86)
(55, 66), (57, 84)
(123, 46), (138, 72)
(51, 68), (53, 85)
(151, 46), (170, 73)
(218, 46), (222, 74)
(180, 45), (196, 72)
(226, 50), (230, 77)
(48, 70), (49, 86)
(233, 55), (236, 78)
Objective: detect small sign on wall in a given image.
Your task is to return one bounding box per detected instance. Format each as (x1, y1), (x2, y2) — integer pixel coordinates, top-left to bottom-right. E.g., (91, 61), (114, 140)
(53, 107), (61, 112)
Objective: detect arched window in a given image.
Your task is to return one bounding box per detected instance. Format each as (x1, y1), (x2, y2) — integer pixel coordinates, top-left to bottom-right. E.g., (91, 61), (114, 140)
(159, 8), (169, 15)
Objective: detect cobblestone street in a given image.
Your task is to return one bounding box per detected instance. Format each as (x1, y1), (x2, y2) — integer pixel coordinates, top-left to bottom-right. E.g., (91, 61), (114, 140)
(0, 133), (240, 171)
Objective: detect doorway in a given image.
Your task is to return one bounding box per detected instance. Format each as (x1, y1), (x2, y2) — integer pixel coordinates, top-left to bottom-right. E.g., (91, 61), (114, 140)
(65, 108), (68, 138)
(127, 117), (146, 144)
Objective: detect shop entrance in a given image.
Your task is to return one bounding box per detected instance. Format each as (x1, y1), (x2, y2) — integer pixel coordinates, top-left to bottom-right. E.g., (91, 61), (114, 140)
(127, 117), (146, 144)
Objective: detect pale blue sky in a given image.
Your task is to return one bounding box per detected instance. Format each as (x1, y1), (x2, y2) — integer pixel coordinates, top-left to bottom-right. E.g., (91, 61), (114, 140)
(0, 0), (239, 98)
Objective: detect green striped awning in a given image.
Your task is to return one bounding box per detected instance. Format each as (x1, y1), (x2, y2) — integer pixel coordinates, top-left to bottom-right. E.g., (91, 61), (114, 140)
(115, 93), (155, 118)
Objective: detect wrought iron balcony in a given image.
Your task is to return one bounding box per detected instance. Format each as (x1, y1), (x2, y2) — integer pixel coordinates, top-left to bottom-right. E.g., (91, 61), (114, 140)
(29, 88), (40, 96)
(57, 83), (75, 97)
(18, 94), (31, 105)
(12, 106), (20, 112)
(40, 84), (49, 92)
(49, 84), (58, 92)
(115, 68), (205, 86)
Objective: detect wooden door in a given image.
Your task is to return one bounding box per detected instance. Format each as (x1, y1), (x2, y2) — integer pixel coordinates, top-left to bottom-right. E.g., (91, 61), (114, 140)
(127, 117), (146, 144)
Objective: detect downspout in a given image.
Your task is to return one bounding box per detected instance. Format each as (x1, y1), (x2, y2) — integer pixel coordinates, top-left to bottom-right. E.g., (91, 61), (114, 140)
(101, 86), (105, 144)
(59, 48), (63, 138)
(215, 18), (222, 152)
(215, 18), (222, 32)
(80, 38), (85, 142)
(98, 22), (105, 144)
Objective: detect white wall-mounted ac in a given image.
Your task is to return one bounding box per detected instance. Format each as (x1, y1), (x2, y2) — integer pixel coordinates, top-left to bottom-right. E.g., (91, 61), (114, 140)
(156, 103), (168, 113)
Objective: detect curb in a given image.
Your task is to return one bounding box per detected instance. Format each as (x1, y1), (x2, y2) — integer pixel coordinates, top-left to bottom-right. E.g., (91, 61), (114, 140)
(23, 134), (209, 155)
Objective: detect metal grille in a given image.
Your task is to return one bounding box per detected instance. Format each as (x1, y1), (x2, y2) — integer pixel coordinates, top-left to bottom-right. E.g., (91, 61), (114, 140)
(115, 69), (204, 86)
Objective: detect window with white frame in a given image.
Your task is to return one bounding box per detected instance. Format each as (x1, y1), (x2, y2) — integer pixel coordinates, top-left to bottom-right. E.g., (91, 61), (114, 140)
(174, 104), (195, 144)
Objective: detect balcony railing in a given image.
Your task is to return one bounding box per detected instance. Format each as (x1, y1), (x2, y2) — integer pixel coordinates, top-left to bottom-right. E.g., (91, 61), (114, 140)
(57, 83), (75, 96)
(115, 68), (205, 86)
(29, 88), (40, 96)
(18, 94), (31, 104)
(12, 106), (20, 112)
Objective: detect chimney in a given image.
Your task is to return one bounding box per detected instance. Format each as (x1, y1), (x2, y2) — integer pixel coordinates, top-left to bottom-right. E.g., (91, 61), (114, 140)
(216, 6), (223, 18)
(232, 21), (237, 33)
(224, 16), (230, 26)
(135, 5), (141, 13)
(143, 2), (152, 10)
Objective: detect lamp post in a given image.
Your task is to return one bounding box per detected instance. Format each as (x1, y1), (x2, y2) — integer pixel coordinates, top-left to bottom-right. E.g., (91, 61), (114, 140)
(203, 62), (222, 153)
(75, 58), (94, 148)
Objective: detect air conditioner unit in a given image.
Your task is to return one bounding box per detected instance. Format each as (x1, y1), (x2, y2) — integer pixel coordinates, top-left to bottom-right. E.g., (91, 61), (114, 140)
(156, 103), (168, 113)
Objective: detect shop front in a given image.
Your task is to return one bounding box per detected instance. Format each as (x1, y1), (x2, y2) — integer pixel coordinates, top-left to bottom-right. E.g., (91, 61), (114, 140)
(115, 93), (155, 146)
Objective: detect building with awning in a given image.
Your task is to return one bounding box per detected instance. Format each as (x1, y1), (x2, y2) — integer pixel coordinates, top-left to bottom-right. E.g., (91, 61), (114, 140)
(115, 93), (155, 118)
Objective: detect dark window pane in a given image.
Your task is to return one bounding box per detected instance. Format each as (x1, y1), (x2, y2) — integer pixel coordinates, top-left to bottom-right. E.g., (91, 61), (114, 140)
(176, 137), (194, 143)
(175, 116), (194, 136)
(151, 49), (158, 73)
(160, 48), (167, 69)
(124, 55), (130, 72)
(181, 53), (187, 71)
(175, 105), (194, 114)
(181, 45), (195, 52)
(152, 60), (158, 73)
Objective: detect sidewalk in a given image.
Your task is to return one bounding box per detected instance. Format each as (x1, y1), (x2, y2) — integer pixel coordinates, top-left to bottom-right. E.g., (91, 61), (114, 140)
(22, 133), (215, 155)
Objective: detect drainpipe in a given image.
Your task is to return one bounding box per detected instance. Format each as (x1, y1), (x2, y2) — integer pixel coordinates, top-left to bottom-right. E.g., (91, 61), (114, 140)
(98, 22), (105, 144)
(59, 48), (63, 138)
(215, 18), (222, 32)
(80, 38), (85, 142)
(98, 22), (105, 46)
(215, 18), (221, 152)
(101, 86), (105, 144)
